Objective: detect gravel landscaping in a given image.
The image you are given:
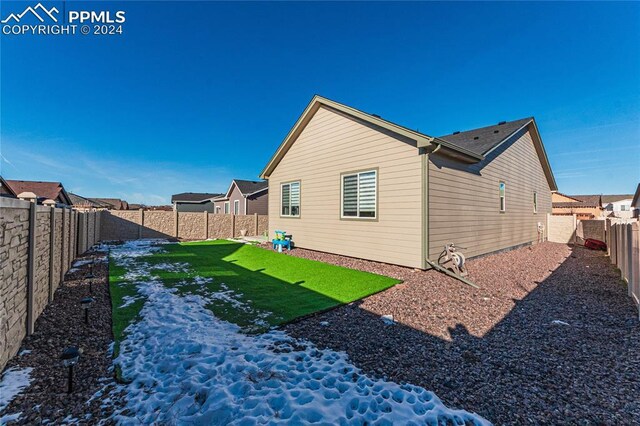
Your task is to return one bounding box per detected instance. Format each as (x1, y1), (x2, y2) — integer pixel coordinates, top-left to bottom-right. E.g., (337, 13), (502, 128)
(0, 245), (121, 425)
(283, 242), (640, 424)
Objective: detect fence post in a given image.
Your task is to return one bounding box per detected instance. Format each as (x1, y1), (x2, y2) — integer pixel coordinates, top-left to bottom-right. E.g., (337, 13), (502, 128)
(26, 201), (36, 336)
(138, 209), (144, 239)
(174, 210), (179, 238)
(48, 207), (55, 302)
(60, 208), (66, 284)
(254, 213), (258, 236)
(204, 211), (209, 240)
(231, 214), (236, 238)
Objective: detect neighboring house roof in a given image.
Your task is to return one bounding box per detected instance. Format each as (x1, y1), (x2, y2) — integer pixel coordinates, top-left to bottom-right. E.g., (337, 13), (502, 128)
(552, 192), (584, 203)
(171, 192), (223, 203)
(260, 95), (557, 191)
(0, 176), (17, 197)
(601, 194), (633, 204)
(68, 192), (108, 208)
(4, 180), (72, 205)
(632, 184), (640, 208)
(438, 117), (534, 156)
(92, 198), (129, 210)
(224, 180), (268, 199)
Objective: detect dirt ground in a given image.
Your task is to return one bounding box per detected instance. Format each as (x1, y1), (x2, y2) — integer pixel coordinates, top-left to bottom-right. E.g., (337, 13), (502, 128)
(284, 242), (640, 425)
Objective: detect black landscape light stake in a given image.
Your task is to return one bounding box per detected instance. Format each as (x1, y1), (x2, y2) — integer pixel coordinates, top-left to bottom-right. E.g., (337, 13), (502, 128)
(80, 297), (95, 324)
(85, 261), (96, 293)
(60, 347), (80, 394)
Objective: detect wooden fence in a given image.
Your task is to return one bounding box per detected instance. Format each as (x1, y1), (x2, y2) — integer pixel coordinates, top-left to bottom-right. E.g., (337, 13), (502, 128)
(0, 197), (101, 370)
(606, 219), (640, 318)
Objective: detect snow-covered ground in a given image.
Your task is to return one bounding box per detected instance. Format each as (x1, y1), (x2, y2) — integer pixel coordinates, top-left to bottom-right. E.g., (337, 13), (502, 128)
(0, 366), (33, 423)
(108, 239), (490, 424)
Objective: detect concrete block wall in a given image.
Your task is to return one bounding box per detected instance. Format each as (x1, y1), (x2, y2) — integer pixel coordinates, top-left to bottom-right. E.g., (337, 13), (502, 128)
(0, 198), (101, 371)
(101, 210), (268, 241)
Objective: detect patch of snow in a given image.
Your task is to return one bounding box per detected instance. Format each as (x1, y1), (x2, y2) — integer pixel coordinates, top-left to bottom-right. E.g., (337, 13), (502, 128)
(0, 366), (33, 412)
(0, 412), (23, 424)
(118, 295), (143, 309)
(319, 321), (330, 327)
(551, 320), (570, 326)
(18, 349), (31, 356)
(67, 267), (80, 274)
(72, 259), (94, 267)
(381, 314), (395, 325)
(106, 239), (489, 425)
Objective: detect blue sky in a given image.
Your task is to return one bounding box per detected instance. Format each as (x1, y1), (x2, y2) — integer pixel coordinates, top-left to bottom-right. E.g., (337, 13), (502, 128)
(1, 1), (638, 204)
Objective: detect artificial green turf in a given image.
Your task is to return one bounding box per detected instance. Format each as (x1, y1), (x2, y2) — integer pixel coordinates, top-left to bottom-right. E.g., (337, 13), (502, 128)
(115, 239), (400, 332)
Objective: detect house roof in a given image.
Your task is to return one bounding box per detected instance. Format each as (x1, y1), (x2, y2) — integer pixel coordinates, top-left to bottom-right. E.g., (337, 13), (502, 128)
(233, 180), (268, 196)
(552, 194), (602, 208)
(601, 194), (634, 204)
(259, 95), (557, 191)
(91, 198), (129, 210)
(4, 180), (72, 204)
(631, 184), (640, 208)
(438, 117), (534, 156)
(0, 176), (17, 197)
(68, 192), (107, 208)
(171, 192), (223, 203)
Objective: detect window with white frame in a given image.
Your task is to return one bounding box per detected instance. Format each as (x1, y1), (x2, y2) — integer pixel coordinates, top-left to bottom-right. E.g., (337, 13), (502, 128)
(281, 181), (300, 217)
(233, 200), (240, 215)
(499, 182), (506, 212)
(215, 206), (221, 214)
(342, 170), (377, 219)
(533, 192), (538, 213)
(224, 201), (230, 214)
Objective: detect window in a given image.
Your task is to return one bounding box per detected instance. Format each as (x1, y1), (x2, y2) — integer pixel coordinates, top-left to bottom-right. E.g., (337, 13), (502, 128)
(342, 170), (377, 219)
(606, 204), (613, 211)
(533, 192), (538, 213)
(215, 206), (221, 214)
(281, 181), (300, 217)
(621, 204), (629, 211)
(224, 201), (230, 214)
(233, 200), (240, 215)
(499, 182), (506, 212)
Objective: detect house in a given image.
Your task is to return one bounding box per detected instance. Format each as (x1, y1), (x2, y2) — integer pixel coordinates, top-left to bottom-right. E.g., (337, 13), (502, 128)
(171, 192), (224, 212)
(632, 184), (640, 218)
(0, 176), (17, 198)
(69, 192), (110, 211)
(260, 96), (557, 269)
(3, 179), (72, 206)
(552, 193), (602, 219)
(213, 180), (268, 215)
(91, 198), (130, 210)
(601, 194), (634, 219)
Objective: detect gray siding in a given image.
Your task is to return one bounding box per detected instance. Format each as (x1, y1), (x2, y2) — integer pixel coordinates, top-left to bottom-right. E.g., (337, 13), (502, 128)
(175, 201), (215, 213)
(247, 190), (268, 215)
(428, 127), (552, 260)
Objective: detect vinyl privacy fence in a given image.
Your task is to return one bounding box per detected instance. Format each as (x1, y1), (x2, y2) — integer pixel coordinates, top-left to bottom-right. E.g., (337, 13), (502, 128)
(606, 219), (640, 318)
(0, 198), (101, 370)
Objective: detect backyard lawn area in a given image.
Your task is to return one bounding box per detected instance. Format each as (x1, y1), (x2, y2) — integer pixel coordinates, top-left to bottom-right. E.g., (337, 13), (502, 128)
(110, 239), (400, 342)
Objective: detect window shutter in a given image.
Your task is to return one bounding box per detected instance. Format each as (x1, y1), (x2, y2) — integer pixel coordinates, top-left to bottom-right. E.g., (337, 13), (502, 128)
(342, 175), (358, 216)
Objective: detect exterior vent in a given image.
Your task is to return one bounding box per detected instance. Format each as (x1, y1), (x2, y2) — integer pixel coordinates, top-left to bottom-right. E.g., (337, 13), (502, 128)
(473, 136), (479, 140)
(453, 131), (460, 135)
(498, 121), (506, 125)
(494, 130), (499, 133)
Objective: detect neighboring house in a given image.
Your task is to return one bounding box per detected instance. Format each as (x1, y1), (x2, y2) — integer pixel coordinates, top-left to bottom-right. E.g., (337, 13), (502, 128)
(632, 184), (640, 218)
(552, 193), (602, 219)
(4, 180), (73, 206)
(260, 96), (556, 268)
(69, 192), (110, 210)
(601, 194), (634, 219)
(91, 198), (130, 210)
(213, 180), (268, 215)
(171, 193), (224, 212)
(0, 176), (17, 198)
